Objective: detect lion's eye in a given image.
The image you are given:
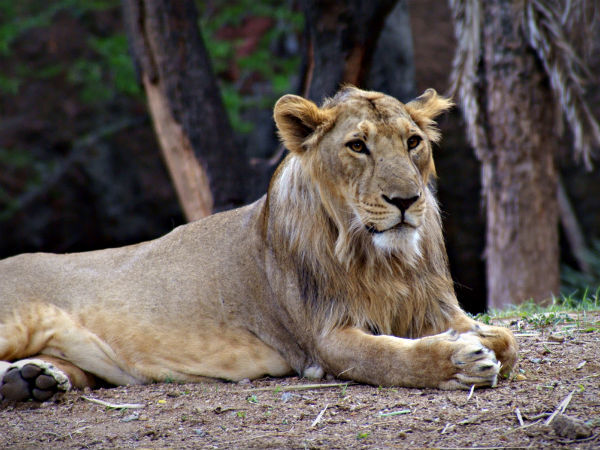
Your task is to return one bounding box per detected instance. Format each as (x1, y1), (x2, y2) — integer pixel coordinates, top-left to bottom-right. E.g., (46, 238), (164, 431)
(407, 135), (422, 150)
(347, 140), (369, 154)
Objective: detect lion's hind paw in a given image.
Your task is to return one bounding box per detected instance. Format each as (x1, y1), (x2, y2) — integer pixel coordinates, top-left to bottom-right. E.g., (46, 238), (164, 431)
(440, 333), (500, 390)
(0, 358), (71, 402)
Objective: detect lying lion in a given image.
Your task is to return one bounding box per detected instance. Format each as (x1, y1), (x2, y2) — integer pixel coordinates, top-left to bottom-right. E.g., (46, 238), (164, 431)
(0, 87), (517, 402)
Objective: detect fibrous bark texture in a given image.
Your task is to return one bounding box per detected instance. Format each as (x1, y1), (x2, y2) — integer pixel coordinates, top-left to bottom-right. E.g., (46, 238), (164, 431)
(368, 0), (416, 102)
(122, 0), (248, 220)
(481, 1), (559, 308)
(300, 0), (398, 102)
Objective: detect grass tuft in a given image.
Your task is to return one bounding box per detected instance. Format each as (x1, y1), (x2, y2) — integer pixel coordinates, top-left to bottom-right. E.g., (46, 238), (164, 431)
(472, 288), (600, 324)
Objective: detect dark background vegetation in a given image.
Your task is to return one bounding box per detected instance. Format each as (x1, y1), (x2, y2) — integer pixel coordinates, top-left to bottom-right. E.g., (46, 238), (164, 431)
(1, 0), (598, 312)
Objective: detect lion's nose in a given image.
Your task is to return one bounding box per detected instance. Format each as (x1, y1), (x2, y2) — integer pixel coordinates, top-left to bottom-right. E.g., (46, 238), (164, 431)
(382, 194), (420, 213)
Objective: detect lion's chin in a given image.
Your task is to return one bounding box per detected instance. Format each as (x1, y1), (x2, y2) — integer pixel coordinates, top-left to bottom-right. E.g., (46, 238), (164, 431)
(371, 226), (422, 263)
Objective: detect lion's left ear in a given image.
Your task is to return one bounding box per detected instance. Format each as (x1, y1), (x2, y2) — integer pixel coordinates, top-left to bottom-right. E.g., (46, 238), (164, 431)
(405, 89), (453, 143)
(273, 95), (332, 153)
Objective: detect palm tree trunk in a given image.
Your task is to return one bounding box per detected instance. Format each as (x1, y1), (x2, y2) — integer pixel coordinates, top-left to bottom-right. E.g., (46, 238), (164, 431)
(481, 0), (559, 308)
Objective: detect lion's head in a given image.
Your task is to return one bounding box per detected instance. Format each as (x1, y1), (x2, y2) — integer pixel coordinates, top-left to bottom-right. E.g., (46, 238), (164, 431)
(272, 87), (452, 268)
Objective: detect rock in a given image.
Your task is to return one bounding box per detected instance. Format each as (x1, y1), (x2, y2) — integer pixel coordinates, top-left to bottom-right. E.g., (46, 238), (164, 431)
(552, 414), (592, 440)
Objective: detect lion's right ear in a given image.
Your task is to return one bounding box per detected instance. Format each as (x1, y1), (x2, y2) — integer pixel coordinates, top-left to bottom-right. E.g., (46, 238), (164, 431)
(273, 95), (331, 153)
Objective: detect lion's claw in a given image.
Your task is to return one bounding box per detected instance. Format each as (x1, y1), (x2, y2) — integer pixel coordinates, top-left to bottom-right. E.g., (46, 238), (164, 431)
(443, 333), (500, 390)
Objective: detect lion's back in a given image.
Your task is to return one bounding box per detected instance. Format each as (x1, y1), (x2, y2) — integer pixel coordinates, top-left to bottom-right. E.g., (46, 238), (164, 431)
(0, 197), (269, 324)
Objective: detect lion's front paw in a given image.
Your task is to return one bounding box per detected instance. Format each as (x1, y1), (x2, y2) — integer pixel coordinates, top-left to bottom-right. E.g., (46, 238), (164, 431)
(0, 358), (71, 402)
(468, 323), (518, 377)
(438, 332), (500, 390)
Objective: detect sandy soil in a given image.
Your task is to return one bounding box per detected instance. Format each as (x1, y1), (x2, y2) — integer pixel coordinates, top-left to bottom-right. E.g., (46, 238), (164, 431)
(1, 313), (599, 449)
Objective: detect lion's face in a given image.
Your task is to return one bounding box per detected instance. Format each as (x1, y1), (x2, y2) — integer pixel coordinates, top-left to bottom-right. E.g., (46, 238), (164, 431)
(274, 87), (452, 255)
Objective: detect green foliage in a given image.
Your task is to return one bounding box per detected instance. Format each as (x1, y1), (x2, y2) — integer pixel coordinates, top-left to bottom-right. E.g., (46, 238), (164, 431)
(0, 147), (49, 221)
(0, 147), (37, 169)
(88, 34), (141, 97)
(0, 0), (117, 55)
(339, 383), (348, 397)
(561, 239), (600, 297)
(356, 431), (370, 440)
(68, 58), (113, 104)
(0, 0), (139, 103)
(68, 34), (141, 104)
(472, 289), (600, 324)
(0, 74), (19, 94)
(198, 0), (303, 132)
(2, 0), (301, 131)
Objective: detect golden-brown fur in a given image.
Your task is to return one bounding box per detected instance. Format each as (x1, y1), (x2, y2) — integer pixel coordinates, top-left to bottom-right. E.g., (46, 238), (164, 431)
(0, 88), (517, 401)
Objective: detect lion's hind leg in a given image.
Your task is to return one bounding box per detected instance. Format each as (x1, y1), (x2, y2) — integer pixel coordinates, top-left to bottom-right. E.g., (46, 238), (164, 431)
(1, 302), (140, 402)
(0, 356), (98, 402)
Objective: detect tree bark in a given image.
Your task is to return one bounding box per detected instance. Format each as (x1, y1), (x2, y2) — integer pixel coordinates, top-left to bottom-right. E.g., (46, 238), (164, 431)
(300, 0), (398, 102)
(481, 1), (560, 308)
(368, 0), (416, 102)
(122, 0), (248, 220)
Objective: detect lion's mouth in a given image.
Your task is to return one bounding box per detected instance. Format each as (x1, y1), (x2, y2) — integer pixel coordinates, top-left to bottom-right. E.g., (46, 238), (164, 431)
(365, 221), (416, 234)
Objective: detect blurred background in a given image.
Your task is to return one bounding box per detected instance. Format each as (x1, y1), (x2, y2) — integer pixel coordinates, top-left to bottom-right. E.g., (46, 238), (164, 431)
(0, 0), (599, 312)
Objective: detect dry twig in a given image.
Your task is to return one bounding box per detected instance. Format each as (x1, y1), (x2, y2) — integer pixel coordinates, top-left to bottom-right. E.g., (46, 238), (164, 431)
(441, 423), (455, 434)
(310, 403), (329, 428)
(379, 409), (411, 417)
(81, 395), (145, 409)
(465, 384), (475, 404)
(515, 408), (524, 427)
(545, 390), (575, 425)
(244, 382), (355, 392)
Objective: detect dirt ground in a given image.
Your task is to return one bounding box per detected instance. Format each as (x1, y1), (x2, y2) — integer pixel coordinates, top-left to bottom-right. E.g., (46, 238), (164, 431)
(1, 312), (599, 449)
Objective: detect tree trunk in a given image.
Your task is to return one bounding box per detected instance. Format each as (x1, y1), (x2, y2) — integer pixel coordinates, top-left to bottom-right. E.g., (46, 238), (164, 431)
(367, 0), (416, 102)
(122, 0), (248, 221)
(300, 0), (398, 102)
(481, 1), (560, 308)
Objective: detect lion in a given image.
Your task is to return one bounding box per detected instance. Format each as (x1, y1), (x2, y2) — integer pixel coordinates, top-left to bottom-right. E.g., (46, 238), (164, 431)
(0, 87), (517, 402)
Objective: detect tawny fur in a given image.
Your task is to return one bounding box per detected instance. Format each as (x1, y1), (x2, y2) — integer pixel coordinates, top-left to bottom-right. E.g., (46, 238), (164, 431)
(0, 87), (517, 397)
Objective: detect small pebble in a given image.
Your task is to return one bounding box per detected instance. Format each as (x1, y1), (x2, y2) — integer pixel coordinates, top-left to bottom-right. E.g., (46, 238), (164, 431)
(552, 414), (592, 440)
(122, 411), (140, 422)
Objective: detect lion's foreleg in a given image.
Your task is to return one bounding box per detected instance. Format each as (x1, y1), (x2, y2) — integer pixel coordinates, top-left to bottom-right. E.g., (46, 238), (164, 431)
(316, 327), (501, 389)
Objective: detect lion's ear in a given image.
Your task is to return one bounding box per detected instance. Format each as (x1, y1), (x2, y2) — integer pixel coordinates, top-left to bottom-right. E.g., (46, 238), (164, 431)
(405, 89), (453, 143)
(274, 95), (330, 153)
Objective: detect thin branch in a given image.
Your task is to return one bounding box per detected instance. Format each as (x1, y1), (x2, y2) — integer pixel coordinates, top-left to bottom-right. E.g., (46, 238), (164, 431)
(545, 389), (575, 425)
(464, 384), (475, 404)
(515, 407), (524, 427)
(310, 403), (329, 427)
(558, 176), (591, 273)
(81, 395), (145, 409)
(2, 118), (143, 219)
(244, 382), (355, 392)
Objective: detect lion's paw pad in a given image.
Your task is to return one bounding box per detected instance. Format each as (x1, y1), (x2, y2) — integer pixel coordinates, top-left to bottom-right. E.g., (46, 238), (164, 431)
(0, 359), (71, 402)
